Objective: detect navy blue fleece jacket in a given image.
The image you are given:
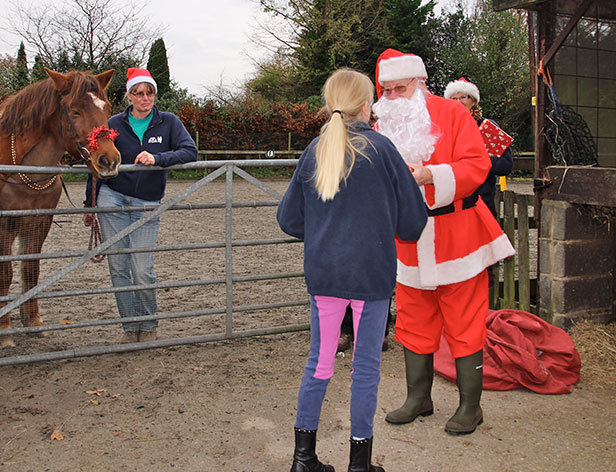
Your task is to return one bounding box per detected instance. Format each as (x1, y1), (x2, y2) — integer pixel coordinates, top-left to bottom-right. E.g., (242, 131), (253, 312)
(85, 105), (197, 205)
(277, 121), (428, 301)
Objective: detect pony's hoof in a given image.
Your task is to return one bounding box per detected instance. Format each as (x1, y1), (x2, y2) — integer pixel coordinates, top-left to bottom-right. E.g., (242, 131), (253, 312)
(1, 337), (16, 348)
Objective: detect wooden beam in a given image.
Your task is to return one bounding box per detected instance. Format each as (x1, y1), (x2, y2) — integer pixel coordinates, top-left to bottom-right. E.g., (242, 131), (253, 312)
(541, 167), (616, 207)
(540, 0), (595, 68)
(493, 0), (548, 11)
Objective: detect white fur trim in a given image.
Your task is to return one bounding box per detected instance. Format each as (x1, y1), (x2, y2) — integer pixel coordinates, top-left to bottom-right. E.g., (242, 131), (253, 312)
(397, 233), (516, 289)
(126, 76), (157, 94)
(378, 55), (427, 84)
(444, 81), (480, 103)
(425, 164), (456, 208)
(416, 218), (437, 288)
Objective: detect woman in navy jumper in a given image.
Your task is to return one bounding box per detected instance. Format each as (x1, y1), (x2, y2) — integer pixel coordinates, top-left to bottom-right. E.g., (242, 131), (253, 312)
(84, 68), (197, 343)
(278, 68), (427, 472)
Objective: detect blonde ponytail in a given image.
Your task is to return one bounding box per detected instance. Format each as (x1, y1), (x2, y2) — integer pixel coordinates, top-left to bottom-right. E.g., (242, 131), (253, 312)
(314, 69), (374, 201)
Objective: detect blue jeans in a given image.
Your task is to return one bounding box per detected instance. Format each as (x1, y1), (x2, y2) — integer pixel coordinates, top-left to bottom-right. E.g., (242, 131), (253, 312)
(295, 296), (389, 438)
(97, 185), (160, 332)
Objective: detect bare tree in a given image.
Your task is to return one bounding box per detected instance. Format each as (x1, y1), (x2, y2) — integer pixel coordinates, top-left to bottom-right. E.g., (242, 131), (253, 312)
(5, 0), (163, 70)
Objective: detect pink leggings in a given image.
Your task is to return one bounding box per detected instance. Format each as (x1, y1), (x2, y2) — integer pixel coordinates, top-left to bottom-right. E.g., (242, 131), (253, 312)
(295, 295), (389, 438)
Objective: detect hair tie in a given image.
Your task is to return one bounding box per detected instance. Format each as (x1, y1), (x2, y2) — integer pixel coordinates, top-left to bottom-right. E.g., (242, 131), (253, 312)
(332, 110), (343, 116)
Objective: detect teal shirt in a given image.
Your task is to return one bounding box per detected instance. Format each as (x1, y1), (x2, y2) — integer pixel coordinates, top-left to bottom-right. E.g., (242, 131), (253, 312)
(128, 112), (153, 142)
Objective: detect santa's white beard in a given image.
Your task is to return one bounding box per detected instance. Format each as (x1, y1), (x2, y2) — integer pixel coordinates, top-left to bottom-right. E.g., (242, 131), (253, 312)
(372, 88), (439, 165)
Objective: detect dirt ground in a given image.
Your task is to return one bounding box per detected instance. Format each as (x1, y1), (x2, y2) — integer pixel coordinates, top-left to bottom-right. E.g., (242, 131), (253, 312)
(1, 178), (614, 472)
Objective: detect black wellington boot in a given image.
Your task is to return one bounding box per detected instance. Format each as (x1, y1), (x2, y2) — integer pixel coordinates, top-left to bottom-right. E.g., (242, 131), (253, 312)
(347, 437), (385, 472)
(290, 428), (335, 472)
(385, 348), (434, 424)
(445, 349), (484, 435)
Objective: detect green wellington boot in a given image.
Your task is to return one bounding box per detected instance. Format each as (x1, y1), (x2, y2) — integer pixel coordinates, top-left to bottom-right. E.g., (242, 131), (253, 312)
(385, 349), (434, 424)
(445, 349), (484, 435)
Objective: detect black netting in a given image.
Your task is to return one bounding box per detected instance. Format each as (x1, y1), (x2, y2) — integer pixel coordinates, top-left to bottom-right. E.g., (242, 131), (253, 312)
(543, 86), (598, 166)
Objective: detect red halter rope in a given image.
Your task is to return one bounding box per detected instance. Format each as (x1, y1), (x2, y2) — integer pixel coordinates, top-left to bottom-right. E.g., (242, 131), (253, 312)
(83, 127), (118, 263)
(84, 175), (105, 263)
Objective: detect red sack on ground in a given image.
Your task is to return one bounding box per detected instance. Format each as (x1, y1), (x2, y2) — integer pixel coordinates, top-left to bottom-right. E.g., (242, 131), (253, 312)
(434, 309), (581, 394)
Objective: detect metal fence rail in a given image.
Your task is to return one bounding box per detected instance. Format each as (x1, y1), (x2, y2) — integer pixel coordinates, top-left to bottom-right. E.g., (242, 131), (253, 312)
(0, 159), (309, 366)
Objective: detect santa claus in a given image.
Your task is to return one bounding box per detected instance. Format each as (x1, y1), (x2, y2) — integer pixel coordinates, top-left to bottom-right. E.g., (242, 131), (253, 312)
(373, 48), (515, 435)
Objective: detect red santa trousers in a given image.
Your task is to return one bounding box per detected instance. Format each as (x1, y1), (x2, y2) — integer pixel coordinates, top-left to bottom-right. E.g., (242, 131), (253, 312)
(394, 270), (488, 358)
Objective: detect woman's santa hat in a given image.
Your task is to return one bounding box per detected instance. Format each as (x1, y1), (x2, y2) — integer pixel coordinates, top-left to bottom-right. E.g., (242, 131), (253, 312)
(375, 48), (428, 98)
(126, 67), (157, 94)
(444, 77), (480, 103)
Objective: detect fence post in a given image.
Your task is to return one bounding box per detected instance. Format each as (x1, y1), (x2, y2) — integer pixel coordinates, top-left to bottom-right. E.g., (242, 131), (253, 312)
(502, 191), (516, 308)
(490, 191), (503, 309)
(517, 194), (531, 311)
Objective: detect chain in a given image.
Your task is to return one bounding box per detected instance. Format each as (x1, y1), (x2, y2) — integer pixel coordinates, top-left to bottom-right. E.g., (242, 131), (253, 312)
(11, 134), (58, 191)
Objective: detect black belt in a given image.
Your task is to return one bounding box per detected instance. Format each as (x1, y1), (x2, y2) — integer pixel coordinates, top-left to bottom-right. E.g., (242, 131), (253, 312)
(426, 194), (478, 217)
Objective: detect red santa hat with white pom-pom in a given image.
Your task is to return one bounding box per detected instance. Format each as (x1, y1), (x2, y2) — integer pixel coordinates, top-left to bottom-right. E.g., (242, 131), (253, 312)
(444, 77), (480, 103)
(375, 48), (428, 98)
(126, 67), (158, 94)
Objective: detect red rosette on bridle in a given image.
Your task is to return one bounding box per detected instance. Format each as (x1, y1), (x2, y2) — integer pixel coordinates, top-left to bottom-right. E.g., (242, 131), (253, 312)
(87, 126), (119, 152)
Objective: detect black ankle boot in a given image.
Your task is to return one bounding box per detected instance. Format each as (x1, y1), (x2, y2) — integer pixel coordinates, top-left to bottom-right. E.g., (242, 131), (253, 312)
(291, 428), (335, 472)
(348, 437), (385, 472)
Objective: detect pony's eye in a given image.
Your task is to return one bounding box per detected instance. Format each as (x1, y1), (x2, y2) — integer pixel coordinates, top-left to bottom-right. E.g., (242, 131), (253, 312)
(71, 110), (81, 118)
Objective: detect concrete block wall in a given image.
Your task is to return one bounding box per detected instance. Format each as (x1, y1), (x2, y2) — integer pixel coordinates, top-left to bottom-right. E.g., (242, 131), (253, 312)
(539, 200), (615, 328)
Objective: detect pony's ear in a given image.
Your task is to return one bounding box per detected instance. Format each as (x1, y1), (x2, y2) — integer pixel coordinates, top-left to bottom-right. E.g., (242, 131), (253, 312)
(95, 69), (115, 91)
(45, 68), (71, 94)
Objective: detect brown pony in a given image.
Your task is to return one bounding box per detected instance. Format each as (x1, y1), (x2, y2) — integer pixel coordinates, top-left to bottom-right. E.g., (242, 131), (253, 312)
(0, 68), (121, 348)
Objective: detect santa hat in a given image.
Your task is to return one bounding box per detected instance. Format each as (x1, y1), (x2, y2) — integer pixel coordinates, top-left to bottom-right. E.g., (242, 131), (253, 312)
(444, 77), (480, 103)
(126, 67), (157, 94)
(375, 48), (427, 98)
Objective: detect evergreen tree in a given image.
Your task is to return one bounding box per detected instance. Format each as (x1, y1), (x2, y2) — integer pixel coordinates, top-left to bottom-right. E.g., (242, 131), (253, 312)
(147, 38), (171, 97)
(384, 0), (437, 60)
(256, 0), (424, 101)
(99, 54), (140, 112)
(14, 42), (30, 90)
(428, 5), (474, 94)
(71, 52), (87, 71)
(55, 49), (72, 73)
(30, 55), (48, 83)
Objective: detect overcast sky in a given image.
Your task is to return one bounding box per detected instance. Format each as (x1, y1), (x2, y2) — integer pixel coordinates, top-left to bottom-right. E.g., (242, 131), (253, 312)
(0, 0), (460, 97)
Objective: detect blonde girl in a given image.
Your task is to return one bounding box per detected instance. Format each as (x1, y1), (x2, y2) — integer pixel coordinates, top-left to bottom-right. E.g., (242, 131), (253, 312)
(278, 68), (428, 472)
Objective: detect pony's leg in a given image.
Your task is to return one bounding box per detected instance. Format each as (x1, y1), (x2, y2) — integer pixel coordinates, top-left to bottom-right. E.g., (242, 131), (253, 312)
(18, 215), (54, 336)
(0, 217), (18, 348)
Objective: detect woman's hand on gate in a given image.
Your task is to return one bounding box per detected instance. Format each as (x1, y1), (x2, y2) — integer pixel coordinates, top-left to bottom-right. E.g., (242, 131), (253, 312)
(134, 151), (156, 165)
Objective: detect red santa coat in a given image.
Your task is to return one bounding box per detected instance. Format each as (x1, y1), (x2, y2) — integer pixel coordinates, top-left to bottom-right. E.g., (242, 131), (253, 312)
(395, 94), (515, 289)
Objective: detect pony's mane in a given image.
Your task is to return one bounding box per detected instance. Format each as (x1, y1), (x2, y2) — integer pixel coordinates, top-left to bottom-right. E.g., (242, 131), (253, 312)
(0, 70), (110, 137)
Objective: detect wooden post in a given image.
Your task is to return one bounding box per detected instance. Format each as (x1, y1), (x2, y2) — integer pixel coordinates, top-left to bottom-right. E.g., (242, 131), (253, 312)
(517, 194), (531, 312)
(502, 191), (516, 308)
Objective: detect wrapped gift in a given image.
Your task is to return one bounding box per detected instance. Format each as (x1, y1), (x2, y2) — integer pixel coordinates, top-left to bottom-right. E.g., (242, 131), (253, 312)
(479, 119), (514, 157)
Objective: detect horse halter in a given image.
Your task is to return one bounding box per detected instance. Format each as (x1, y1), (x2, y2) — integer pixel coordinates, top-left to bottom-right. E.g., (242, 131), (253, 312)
(61, 105), (94, 164)
(59, 91), (118, 165)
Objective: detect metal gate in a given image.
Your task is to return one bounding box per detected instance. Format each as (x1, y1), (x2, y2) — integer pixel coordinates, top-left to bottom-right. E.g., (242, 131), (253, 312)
(0, 160), (309, 366)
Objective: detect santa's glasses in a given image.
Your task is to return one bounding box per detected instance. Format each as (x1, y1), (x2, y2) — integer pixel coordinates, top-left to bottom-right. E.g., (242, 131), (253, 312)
(382, 79), (415, 97)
